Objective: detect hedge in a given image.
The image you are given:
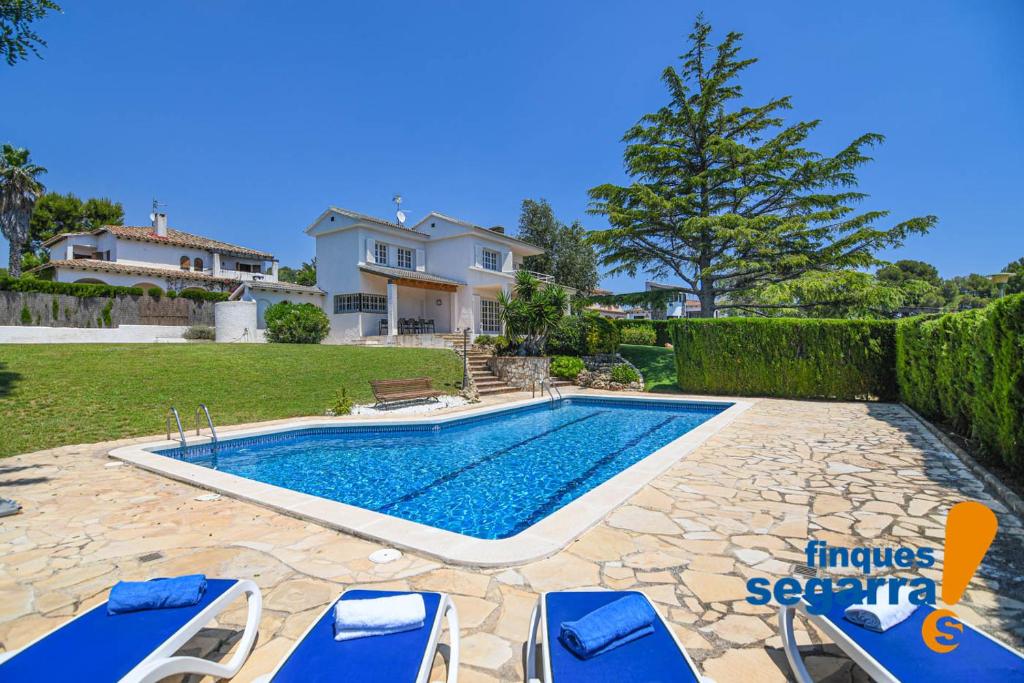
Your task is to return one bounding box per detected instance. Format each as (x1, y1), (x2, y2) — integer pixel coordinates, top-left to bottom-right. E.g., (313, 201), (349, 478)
(671, 318), (898, 401)
(0, 275), (144, 298)
(612, 319), (672, 346)
(897, 294), (1023, 472)
(0, 275), (229, 302)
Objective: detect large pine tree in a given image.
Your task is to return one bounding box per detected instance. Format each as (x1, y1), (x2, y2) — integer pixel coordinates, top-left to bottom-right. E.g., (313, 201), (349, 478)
(588, 17), (936, 317)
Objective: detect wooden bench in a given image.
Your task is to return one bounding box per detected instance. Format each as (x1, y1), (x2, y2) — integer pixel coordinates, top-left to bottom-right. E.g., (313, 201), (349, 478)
(370, 377), (444, 408)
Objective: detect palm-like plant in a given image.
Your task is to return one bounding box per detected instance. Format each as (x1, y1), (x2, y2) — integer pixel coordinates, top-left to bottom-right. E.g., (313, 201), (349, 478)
(0, 144), (47, 277)
(497, 270), (569, 356)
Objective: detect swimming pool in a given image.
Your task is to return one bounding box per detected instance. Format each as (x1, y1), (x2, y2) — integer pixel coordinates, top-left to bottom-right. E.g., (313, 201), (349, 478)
(154, 396), (729, 540)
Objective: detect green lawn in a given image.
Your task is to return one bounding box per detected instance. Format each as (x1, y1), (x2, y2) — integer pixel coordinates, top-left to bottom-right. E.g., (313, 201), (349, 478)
(618, 343), (681, 393)
(0, 344), (463, 458)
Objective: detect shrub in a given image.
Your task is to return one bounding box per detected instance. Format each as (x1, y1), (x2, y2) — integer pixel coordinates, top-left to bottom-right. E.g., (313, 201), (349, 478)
(547, 316), (585, 355)
(100, 300), (113, 327)
(582, 313), (621, 354)
(183, 324), (216, 341)
(547, 314), (621, 356)
(671, 318), (898, 400)
(610, 363), (640, 384)
(147, 287), (163, 298)
(20, 305), (31, 325)
(473, 334), (496, 346)
(264, 301), (330, 344)
(550, 355), (585, 380)
(613, 319), (672, 346)
(329, 388), (354, 416)
(620, 325), (657, 346)
(51, 296), (59, 319)
(493, 335), (513, 355)
(897, 294), (1024, 472)
(166, 290), (177, 298)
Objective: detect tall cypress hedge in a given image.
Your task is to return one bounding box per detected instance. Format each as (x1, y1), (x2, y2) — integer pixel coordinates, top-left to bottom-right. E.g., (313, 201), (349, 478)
(671, 318), (898, 400)
(896, 294), (1023, 472)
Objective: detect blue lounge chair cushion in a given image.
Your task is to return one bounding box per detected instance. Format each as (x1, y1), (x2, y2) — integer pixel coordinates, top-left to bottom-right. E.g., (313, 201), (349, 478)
(0, 578), (237, 682)
(824, 589), (1024, 681)
(544, 591), (699, 683)
(270, 590), (442, 683)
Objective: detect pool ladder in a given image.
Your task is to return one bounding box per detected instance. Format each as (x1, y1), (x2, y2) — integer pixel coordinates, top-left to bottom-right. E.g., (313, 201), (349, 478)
(166, 404), (219, 447)
(540, 378), (562, 406)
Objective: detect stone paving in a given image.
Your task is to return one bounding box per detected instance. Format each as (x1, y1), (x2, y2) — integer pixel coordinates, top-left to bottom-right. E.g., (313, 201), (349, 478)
(1, 394), (1023, 682)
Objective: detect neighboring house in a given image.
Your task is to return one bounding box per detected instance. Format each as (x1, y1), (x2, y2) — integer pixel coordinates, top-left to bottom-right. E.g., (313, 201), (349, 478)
(34, 212), (282, 294)
(306, 207), (550, 341)
(586, 288), (650, 320)
(646, 281), (703, 319)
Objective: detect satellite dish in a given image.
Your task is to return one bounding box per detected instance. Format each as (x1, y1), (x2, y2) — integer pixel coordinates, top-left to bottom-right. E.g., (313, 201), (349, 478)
(396, 210), (406, 225)
(149, 213), (156, 222)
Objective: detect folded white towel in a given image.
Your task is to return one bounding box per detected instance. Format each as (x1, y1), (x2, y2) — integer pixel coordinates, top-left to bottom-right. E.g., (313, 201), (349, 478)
(844, 585), (918, 633)
(333, 594), (426, 642)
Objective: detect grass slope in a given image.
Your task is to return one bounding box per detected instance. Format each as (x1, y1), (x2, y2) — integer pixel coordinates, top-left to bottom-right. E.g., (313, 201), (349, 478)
(618, 344), (680, 393)
(0, 344), (462, 458)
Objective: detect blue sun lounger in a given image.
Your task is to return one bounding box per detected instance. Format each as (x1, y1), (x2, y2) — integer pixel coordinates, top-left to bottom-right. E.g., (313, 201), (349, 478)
(256, 589), (460, 683)
(779, 589), (1024, 682)
(526, 590), (713, 683)
(0, 578), (261, 682)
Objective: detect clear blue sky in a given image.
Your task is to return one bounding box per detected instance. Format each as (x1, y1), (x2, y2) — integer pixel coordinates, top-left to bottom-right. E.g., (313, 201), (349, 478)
(4, 0), (1022, 291)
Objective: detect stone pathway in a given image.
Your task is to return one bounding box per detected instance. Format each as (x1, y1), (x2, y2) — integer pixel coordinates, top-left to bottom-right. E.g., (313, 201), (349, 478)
(1, 396), (1022, 682)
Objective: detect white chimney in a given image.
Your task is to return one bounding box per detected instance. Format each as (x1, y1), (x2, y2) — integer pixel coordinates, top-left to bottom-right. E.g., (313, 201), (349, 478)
(153, 212), (168, 237)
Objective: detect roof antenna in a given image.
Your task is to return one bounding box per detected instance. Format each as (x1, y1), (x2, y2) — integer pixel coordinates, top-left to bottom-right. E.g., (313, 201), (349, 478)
(149, 198), (167, 223)
(393, 194), (406, 227)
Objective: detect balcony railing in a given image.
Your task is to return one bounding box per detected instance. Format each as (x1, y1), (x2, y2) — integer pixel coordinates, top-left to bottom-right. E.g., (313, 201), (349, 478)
(513, 265), (555, 283)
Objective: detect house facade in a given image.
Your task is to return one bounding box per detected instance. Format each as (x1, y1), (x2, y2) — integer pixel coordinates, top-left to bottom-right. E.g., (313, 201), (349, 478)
(307, 207), (547, 342)
(35, 213), (282, 294)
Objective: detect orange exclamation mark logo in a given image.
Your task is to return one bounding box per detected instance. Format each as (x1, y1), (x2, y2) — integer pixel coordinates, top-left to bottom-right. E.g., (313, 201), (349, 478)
(921, 501), (998, 653)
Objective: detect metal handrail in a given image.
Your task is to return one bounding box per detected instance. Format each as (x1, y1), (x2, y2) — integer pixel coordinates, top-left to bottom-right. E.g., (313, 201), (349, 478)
(540, 378), (562, 405)
(166, 407), (186, 447)
(196, 403), (218, 442)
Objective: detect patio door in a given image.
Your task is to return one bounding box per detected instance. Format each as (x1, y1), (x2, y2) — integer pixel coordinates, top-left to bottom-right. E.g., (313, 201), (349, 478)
(480, 299), (501, 334)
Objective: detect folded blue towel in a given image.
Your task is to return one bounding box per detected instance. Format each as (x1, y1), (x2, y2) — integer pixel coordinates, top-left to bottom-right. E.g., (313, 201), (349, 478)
(108, 574), (208, 615)
(559, 594), (657, 660)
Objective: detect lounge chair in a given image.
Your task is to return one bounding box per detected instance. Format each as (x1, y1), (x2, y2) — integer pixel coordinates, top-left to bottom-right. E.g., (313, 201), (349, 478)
(0, 578), (261, 683)
(526, 590), (712, 682)
(257, 589), (459, 682)
(779, 589), (1024, 682)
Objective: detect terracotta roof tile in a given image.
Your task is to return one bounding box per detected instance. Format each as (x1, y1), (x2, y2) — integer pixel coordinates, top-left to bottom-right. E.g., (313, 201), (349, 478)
(359, 263), (465, 286)
(103, 226), (274, 259)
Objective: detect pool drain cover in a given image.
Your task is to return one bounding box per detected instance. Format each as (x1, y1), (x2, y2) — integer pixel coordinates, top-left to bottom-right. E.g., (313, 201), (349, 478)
(369, 549), (402, 564)
(139, 552), (164, 563)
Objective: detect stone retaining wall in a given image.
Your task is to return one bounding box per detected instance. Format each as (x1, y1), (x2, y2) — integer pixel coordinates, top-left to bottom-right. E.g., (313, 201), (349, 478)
(575, 353), (645, 391)
(489, 355), (551, 389)
(0, 290), (215, 329)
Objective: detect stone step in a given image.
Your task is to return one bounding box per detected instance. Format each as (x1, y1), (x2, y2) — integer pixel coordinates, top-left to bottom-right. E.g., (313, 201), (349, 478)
(477, 386), (520, 396)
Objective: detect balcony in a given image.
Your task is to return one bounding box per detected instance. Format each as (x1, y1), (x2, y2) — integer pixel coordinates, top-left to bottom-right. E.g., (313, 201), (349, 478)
(513, 265), (555, 283)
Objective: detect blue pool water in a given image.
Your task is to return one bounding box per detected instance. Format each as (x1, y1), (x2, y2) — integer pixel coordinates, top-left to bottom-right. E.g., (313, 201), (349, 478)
(158, 397), (728, 539)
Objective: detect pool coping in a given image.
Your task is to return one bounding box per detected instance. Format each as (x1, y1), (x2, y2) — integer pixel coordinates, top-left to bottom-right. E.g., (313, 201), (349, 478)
(108, 392), (753, 567)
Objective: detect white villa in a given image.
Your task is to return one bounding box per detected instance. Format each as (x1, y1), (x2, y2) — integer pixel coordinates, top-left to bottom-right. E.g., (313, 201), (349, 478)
(306, 206), (550, 342)
(35, 212), (284, 294)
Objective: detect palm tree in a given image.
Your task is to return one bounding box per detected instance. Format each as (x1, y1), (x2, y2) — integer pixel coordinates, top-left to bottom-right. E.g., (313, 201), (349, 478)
(497, 270), (569, 356)
(0, 144), (47, 277)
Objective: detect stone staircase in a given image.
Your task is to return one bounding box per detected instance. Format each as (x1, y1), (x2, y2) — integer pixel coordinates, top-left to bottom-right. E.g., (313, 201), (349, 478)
(442, 336), (519, 396)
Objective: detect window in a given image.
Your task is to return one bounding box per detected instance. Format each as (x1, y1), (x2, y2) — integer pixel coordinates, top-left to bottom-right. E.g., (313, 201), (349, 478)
(334, 293), (388, 314)
(481, 299), (501, 334)
(374, 242), (389, 265)
(482, 248), (500, 271)
(180, 256), (191, 271)
(396, 247), (413, 270)
(193, 257), (204, 271)
(236, 263), (262, 273)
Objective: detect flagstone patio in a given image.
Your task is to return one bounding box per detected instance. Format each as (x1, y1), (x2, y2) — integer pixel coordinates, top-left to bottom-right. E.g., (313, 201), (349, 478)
(1, 394), (1022, 682)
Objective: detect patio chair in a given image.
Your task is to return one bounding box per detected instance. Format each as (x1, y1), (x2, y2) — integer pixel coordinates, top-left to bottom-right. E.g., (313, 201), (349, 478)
(255, 589), (459, 683)
(420, 318), (435, 333)
(779, 589), (1024, 682)
(526, 590), (713, 682)
(0, 578), (262, 682)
